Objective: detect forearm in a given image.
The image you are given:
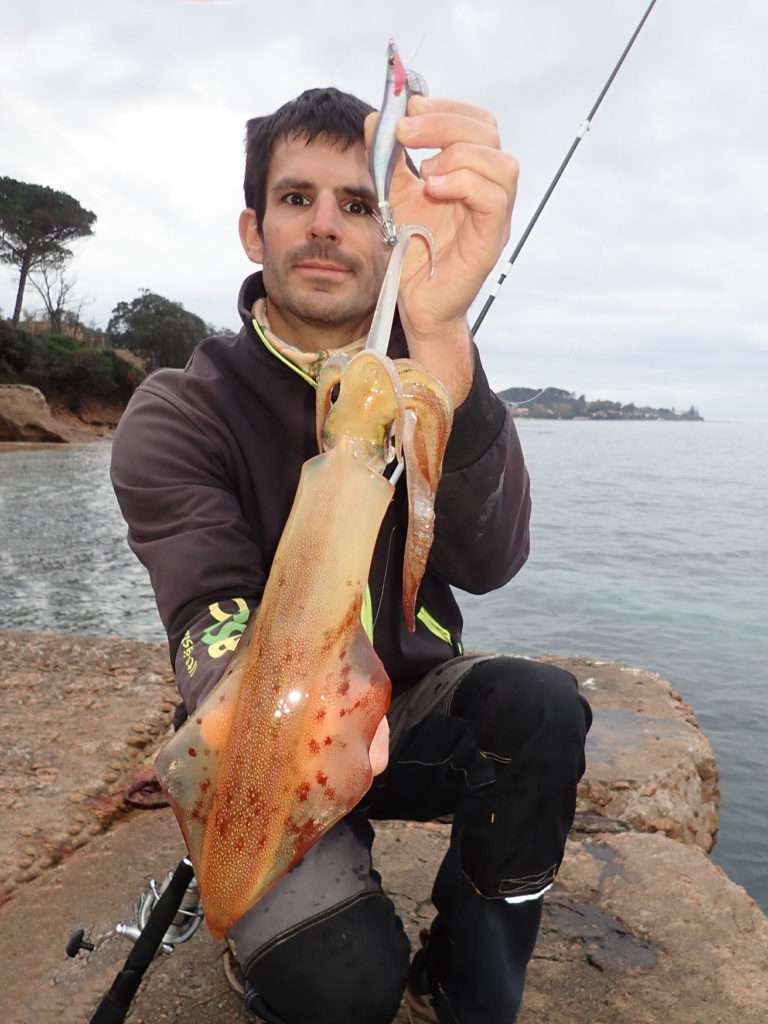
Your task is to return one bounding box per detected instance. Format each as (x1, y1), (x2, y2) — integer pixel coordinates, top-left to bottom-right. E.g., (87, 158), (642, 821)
(431, 412), (530, 592)
(427, 350), (531, 592)
(110, 383), (266, 710)
(172, 597), (257, 714)
(402, 317), (474, 407)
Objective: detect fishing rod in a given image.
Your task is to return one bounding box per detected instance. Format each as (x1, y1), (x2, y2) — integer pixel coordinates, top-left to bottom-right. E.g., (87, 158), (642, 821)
(471, 0), (659, 337)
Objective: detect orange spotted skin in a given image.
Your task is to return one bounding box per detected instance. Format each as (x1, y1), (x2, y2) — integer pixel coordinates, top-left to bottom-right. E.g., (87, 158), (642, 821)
(154, 349), (452, 938)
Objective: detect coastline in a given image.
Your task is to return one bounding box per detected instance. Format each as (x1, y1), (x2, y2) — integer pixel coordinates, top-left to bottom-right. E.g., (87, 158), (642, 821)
(48, 400), (121, 441)
(0, 384), (121, 447)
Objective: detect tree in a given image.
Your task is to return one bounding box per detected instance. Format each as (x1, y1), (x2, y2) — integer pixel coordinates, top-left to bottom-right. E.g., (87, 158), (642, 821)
(0, 177), (96, 324)
(107, 290), (209, 370)
(28, 260), (78, 333)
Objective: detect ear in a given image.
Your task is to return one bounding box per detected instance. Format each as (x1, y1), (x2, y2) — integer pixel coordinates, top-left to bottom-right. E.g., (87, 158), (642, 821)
(239, 209), (264, 264)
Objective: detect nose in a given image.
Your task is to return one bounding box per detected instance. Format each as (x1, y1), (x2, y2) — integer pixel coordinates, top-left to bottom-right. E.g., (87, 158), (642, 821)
(307, 190), (343, 243)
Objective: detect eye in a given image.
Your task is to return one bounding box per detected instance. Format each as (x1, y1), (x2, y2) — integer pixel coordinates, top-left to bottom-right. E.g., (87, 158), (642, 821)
(282, 192), (310, 207)
(330, 382), (341, 404)
(343, 198), (374, 217)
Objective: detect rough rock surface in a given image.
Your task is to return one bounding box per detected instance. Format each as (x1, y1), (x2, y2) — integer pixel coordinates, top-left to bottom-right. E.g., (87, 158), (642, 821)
(0, 384), (68, 442)
(531, 829), (768, 1023)
(0, 631), (175, 904)
(2, 814), (767, 1024)
(0, 630), (762, 1024)
(549, 655), (720, 851)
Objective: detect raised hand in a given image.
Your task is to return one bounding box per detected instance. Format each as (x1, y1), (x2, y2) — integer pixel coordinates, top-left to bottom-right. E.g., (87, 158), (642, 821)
(365, 97), (519, 402)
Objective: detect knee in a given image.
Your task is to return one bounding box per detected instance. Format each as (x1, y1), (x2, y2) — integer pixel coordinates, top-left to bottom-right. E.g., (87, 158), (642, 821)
(451, 656), (592, 761)
(243, 893), (410, 1024)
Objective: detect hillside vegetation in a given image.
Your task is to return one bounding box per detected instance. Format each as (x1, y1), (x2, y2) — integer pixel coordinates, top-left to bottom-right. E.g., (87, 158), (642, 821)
(0, 320), (139, 409)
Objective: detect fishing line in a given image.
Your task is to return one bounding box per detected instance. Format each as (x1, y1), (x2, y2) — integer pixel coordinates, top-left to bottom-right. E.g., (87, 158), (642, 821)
(408, 32), (428, 65)
(471, 0), (660, 338)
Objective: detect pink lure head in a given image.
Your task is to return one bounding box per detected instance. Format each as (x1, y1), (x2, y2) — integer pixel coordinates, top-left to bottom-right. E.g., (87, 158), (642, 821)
(388, 38), (406, 97)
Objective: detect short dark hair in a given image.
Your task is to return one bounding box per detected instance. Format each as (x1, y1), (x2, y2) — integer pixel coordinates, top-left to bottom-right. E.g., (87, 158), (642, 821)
(244, 87), (375, 234)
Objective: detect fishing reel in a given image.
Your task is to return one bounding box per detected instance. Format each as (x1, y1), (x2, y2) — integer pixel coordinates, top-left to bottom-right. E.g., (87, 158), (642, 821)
(66, 860), (203, 962)
(67, 858), (203, 1023)
(114, 866), (204, 953)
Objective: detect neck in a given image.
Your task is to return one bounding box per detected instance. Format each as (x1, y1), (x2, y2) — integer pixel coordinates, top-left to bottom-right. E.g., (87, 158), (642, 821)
(265, 298), (372, 353)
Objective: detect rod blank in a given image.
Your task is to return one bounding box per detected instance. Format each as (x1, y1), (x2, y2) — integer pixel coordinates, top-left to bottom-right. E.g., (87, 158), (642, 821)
(471, 0), (659, 337)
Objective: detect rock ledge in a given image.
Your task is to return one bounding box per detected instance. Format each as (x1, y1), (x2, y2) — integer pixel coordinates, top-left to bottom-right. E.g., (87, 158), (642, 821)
(0, 632), (764, 1024)
(0, 384), (68, 442)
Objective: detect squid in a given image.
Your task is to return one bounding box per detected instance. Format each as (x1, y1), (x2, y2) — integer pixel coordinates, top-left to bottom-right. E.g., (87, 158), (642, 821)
(154, 224), (453, 939)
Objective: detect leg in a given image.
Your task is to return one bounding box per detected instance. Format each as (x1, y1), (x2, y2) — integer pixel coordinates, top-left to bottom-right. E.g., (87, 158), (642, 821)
(428, 657), (592, 1022)
(228, 813), (410, 1024)
(450, 656), (592, 901)
(368, 655), (591, 1022)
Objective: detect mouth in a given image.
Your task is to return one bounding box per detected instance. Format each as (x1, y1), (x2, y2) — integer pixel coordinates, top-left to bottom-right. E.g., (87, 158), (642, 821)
(294, 260), (352, 279)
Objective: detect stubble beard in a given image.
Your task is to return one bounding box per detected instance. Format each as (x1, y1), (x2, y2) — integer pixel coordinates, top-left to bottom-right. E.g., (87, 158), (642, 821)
(278, 286), (374, 331)
(265, 243), (386, 333)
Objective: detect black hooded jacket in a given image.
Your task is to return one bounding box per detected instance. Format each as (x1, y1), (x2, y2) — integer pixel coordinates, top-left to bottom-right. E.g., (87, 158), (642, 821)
(110, 272), (531, 713)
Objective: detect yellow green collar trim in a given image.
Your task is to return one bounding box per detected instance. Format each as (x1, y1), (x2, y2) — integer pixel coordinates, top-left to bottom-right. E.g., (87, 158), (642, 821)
(251, 317), (317, 389)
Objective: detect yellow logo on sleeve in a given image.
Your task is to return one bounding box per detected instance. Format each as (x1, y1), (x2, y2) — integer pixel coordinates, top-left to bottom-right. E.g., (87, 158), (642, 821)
(200, 598), (250, 659)
(181, 629), (198, 677)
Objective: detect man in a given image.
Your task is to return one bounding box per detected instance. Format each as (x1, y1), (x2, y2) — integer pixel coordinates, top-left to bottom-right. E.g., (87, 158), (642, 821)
(111, 85), (591, 1024)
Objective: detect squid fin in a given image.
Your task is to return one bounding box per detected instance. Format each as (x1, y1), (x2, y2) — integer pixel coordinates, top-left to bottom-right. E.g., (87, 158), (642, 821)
(154, 614), (256, 884)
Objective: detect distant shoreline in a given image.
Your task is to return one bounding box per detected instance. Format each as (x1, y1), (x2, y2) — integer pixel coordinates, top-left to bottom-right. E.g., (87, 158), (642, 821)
(508, 410), (704, 421)
(497, 386), (703, 422)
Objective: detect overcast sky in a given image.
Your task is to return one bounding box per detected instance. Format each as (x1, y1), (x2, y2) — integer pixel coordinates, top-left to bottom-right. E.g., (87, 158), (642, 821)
(2, 0), (766, 418)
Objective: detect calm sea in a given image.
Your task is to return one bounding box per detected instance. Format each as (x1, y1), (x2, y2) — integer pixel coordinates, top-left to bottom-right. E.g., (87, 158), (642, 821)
(0, 420), (766, 910)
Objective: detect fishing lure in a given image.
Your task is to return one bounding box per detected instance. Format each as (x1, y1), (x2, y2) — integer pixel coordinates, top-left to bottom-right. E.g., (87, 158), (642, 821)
(369, 38), (427, 246)
(364, 223), (434, 356)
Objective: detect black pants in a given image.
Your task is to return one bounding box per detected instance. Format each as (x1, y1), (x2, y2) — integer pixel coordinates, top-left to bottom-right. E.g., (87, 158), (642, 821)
(230, 655), (592, 1024)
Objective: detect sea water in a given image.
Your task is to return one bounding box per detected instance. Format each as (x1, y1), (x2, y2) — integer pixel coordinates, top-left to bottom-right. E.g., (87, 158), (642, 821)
(0, 420), (766, 910)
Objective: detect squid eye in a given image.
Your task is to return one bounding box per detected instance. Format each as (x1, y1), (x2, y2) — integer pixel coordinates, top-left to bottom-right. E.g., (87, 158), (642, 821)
(330, 382), (340, 404)
(385, 422), (397, 463)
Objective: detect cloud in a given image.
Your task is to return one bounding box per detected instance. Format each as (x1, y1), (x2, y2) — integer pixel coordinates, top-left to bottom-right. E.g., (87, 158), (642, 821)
(1, 0), (766, 417)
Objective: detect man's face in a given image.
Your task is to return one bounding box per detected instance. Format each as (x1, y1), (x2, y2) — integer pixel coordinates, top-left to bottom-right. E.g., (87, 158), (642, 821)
(242, 134), (389, 341)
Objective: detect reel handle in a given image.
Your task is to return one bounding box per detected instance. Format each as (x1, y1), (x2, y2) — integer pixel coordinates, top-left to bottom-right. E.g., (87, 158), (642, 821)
(66, 928), (95, 958)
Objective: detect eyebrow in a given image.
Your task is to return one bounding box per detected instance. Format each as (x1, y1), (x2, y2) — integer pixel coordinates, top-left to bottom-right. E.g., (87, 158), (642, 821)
(270, 177), (378, 207)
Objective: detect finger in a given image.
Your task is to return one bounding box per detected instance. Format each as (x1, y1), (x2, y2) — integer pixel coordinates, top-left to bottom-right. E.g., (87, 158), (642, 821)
(424, 168), (511, 222)
(369, 717), (389, 777)
(398, 111), (500, 152)
(421, 144), (519, 204)
(407, 94), (497, 127)
(363, 110), (378, 150)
